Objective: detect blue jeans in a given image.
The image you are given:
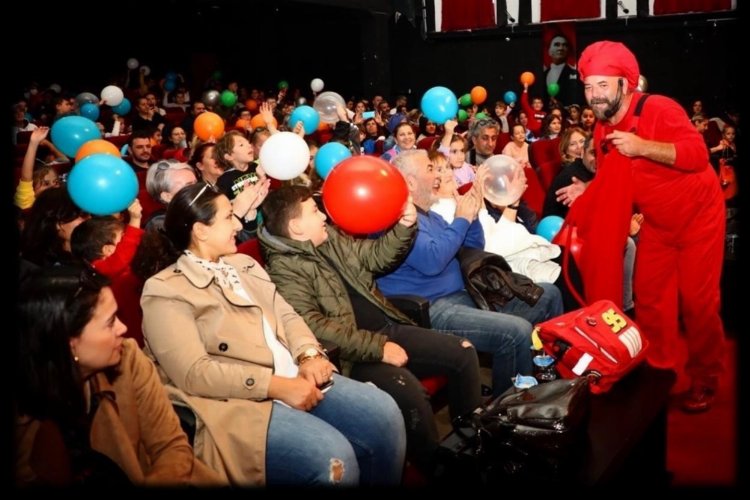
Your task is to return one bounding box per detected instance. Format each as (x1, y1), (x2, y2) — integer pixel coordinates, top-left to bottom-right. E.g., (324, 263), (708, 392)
(429, 284), (563, 395)
(265, 374), (406, 486)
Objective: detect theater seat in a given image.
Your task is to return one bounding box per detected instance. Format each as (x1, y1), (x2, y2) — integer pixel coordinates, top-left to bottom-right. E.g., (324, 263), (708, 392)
(521, 166), (545, 219)
(417, 136), (438, 150)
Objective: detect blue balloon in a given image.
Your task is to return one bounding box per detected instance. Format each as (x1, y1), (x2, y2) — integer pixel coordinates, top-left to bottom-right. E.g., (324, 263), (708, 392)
(289, 105), (320, 136)
(112, 98), (131, 115)
(79, 102), (100, 121)
(315, 142), (351, 179)
(164, 79), (176, 92)
(165, 72), (178, 81)
(120, 144), (129, 156)
(50, 115), (102, 158)
(536, 215), (565, 242)
(420, 86), (459, 125)
(504, 91), (518, 105)
(67, 154), (138, 216)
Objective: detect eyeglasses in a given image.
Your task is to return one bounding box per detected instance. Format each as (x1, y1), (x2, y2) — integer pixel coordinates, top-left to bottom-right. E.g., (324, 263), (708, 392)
(188, 183), (211, 207)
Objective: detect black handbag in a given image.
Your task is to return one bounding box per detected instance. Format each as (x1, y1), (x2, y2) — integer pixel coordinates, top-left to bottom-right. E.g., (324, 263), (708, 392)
(447, 377), (590, 481)
(458, 247), (544, 309)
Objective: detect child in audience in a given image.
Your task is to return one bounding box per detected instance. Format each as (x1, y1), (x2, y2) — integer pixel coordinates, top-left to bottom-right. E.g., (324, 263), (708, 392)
(70, 200), (144, 279)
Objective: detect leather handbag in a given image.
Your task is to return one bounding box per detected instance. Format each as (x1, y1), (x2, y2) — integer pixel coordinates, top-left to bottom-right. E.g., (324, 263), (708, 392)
(458, 247), (544, 309)
(450, 377), (590, 479)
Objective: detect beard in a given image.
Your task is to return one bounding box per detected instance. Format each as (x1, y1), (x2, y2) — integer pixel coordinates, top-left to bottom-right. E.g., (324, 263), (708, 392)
(588, 84), (624, 121)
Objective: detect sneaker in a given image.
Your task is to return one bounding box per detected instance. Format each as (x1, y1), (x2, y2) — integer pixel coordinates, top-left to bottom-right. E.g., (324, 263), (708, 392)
(681, 384), (716, 413)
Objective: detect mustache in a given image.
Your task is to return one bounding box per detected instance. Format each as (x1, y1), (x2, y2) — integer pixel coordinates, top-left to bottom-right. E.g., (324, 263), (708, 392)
(589, 98), (610, 105)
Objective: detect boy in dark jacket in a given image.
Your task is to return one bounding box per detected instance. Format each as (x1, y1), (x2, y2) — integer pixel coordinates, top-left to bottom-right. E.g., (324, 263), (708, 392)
(259, 186), (481, 478)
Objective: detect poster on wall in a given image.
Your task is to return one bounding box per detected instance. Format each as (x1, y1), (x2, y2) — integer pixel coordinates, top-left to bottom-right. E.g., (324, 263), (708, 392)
(540, 22), (582, 107)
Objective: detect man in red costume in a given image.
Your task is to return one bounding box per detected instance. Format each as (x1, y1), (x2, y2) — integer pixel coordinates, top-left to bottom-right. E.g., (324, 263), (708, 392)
(568, 41), (725, 413)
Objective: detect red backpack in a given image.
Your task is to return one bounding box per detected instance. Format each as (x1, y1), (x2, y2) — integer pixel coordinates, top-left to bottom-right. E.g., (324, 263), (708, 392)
(534, 299), (649, 394)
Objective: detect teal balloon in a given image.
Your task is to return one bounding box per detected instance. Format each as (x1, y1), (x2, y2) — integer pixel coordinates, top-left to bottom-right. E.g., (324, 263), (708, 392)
(547, 83), (560, 98)
(112, 98), (131, 115)
(420, 86), (459, 125)
(220, 90), (238, 107)
(50, 115), (101, 158)
(536, 215), (564, 242)
(503, 91), (517, 104)
(164, 79), (176, 92)
(79, 103), (99, 121)
(315, 142), (351, 179)
(459, 93), (473, 107)
(67, 154), (138, 216)
(289, 105), (319, 135)
(457, 109), (468, 122)
(278, 80), (289, 90)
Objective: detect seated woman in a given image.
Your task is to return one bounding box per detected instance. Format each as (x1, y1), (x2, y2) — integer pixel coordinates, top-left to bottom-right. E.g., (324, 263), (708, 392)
(381, 122), (416, 163)
(14, 265), (221, 487)
(161, 125), (191, 162)
(134, 183), (406, 486)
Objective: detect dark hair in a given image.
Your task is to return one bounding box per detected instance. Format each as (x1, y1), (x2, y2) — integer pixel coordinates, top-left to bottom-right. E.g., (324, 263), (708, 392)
(188, 142), (219, 177)
(21, 187), (84, 266)
(261, 186), (313, 239)
(131, 182), (222, 280)
(128, 128), (152, 146)
(15, 265), (111, 426)
(70, 217), (123, 263)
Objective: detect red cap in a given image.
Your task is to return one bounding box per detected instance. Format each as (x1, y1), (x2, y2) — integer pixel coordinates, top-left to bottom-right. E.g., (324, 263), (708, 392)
(578, 41), (640, 90)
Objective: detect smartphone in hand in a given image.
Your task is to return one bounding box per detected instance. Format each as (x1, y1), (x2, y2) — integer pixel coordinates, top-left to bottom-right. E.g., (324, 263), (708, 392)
(319, 379), (334, 393)
(362, 110), (376, 120)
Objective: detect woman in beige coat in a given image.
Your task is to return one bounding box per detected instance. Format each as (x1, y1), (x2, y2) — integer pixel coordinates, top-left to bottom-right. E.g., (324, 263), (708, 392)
(136, 182), (406, 486)
(14, 265), (221, 487)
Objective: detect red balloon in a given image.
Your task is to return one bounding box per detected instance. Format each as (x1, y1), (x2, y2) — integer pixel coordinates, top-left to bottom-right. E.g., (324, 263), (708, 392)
(322, 156), (408, 234)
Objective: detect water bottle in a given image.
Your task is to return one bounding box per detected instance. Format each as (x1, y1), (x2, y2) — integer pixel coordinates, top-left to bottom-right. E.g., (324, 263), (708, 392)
(533, 354), (557, 382)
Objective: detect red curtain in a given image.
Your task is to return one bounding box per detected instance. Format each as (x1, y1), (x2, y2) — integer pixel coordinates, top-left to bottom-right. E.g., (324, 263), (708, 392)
(441, 0), (495, 31)
(541, 0), (600, 22)
(654, 0), (732, 15)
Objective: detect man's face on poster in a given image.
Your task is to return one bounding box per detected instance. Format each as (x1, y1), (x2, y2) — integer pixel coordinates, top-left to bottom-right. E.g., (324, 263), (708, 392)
(549, 36), (570, 64)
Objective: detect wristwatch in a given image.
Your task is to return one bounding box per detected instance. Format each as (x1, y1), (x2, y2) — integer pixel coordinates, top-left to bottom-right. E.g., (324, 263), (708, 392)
(297, 347), (327, 365)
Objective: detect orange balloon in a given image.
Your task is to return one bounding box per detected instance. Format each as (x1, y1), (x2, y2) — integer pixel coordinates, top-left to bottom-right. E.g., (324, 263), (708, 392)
(194, 112), (225, 141)
(250, 113), (277, 130)
(520, 71), (536, 86)
(317, 121), (331, 131)
(235, 118), (250, 130)
(470, 86), (487, 105)
(245, 99), (258, 112)
(75, 139), (121, 163)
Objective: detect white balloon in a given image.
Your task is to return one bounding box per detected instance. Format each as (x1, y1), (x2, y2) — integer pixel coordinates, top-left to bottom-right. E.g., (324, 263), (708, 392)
(310, 78), (325, 93)
(140, 65), (151, 76)
(100, 85), (124, 107)
(482, 155), (524, 207)
(127, 58), (139, 70)
(312, 91), (345, 123)
(49, 83), (62, 93)
(258, 132), (310, 180)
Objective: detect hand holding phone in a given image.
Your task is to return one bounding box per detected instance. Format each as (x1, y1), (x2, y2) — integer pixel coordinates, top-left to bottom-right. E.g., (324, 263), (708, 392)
(318, 379), (334, 393)
(362, 110), (376, 120)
